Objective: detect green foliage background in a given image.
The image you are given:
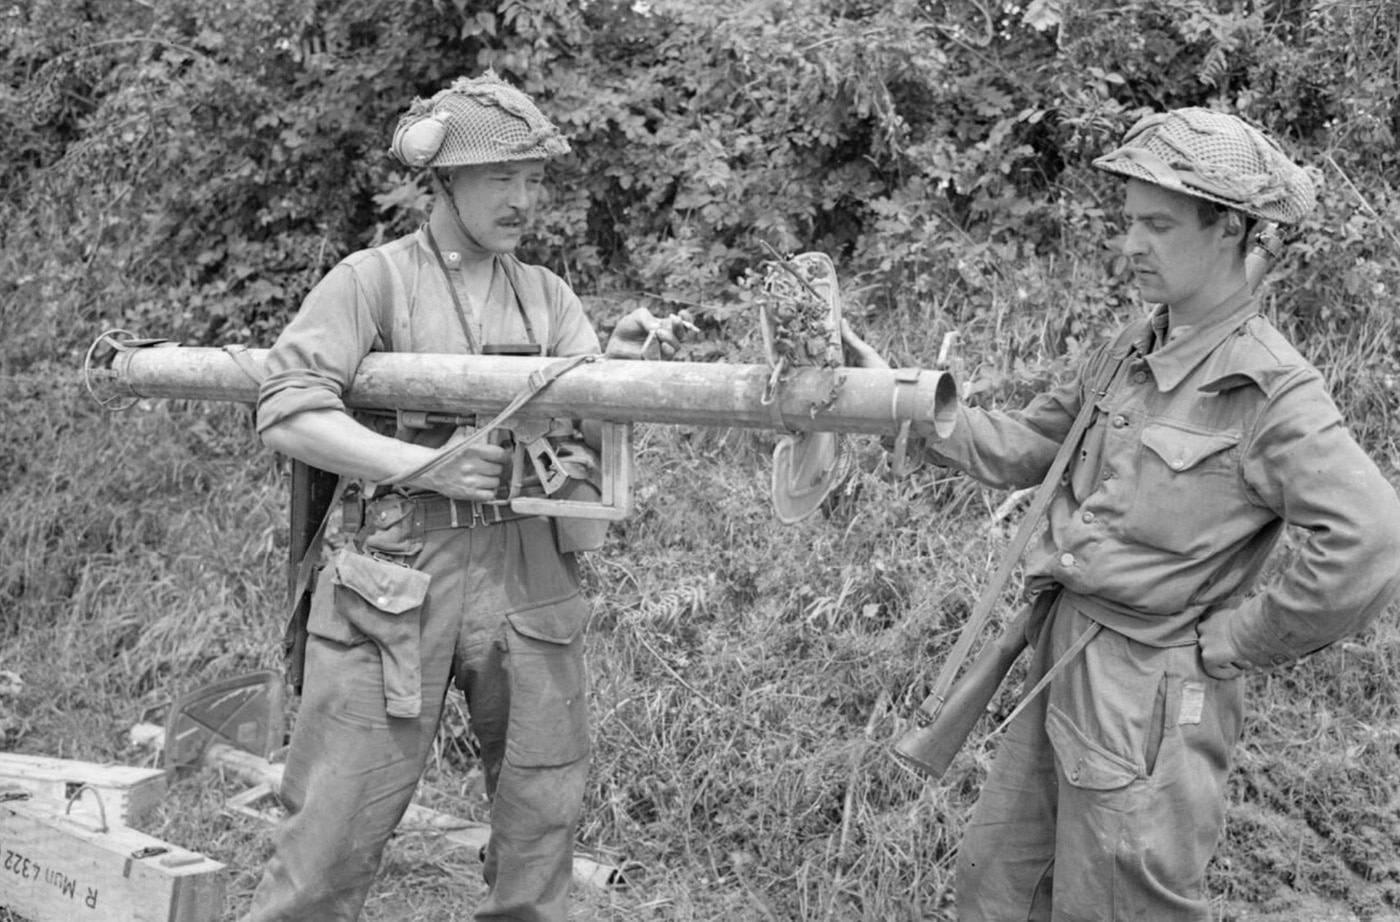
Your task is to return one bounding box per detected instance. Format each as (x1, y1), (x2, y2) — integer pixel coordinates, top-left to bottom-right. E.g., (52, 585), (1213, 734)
(3, 0), (1399, 920)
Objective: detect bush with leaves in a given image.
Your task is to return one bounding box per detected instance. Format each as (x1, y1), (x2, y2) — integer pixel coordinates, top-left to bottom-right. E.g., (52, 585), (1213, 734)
(5, 0), (1395, 384)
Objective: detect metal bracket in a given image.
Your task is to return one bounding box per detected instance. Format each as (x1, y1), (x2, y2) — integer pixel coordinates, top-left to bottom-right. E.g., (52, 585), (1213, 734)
(510, 422), (634, 521)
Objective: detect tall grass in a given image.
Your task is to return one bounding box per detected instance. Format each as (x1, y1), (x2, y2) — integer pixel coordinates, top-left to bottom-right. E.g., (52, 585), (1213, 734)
(1, 387), (284, 747)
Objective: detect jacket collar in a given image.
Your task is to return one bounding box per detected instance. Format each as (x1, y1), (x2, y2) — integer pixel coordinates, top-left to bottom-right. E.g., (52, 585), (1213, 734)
(1142, 285), (1258, 393)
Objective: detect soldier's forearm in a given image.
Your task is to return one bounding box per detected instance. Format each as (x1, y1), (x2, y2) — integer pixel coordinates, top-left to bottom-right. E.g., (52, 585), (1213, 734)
(261, 409), (436, 483)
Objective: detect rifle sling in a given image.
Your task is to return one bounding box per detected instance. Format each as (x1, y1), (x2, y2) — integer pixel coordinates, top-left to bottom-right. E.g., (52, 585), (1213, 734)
(986, 618), (1104, 739)
(918, 347), (1133, 721)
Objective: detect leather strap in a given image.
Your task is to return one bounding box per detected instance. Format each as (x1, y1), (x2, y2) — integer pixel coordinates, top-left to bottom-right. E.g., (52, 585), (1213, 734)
(986, 618), (1103, 738)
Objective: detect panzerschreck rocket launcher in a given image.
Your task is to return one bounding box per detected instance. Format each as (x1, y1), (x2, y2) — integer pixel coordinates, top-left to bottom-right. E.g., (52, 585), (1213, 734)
(85, 338), (958, 518)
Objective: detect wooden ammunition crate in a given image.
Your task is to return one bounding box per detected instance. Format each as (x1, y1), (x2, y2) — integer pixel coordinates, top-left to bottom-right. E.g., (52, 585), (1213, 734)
(0, 794), (224, 922)
(0, 754), (167, 826)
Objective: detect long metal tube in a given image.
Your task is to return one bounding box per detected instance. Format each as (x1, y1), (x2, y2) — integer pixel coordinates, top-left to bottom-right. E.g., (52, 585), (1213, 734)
(90, 343), (958, 438)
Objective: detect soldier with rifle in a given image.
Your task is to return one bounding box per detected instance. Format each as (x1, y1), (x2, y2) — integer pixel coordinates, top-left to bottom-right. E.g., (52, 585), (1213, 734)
(843, 108), (1400, 919)
(242, 71), (684, 922)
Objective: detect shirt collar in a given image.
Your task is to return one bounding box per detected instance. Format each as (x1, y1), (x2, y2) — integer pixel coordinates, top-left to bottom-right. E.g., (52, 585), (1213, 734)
(417, 224), (496, 272)
(1142, 285), (1257, 392)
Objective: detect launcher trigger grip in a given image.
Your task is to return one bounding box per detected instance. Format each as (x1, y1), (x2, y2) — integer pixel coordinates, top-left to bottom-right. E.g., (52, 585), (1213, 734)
(522, 436), (571, 496)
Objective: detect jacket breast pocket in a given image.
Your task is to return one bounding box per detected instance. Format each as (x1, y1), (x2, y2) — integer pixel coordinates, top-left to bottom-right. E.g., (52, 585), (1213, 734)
(1127, 421), (1243, 558)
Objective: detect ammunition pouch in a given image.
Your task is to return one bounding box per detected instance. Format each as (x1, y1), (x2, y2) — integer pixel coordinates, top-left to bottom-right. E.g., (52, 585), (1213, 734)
(308, 544), (432, 718)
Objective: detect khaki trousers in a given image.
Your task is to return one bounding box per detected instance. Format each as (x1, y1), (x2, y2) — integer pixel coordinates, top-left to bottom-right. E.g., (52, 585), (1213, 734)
(243, 517), (590, 922)
(956, 595), (1244, 921)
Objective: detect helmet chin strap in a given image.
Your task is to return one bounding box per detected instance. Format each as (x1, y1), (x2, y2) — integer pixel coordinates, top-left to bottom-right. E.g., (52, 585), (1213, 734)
(431, 170), (491, 257)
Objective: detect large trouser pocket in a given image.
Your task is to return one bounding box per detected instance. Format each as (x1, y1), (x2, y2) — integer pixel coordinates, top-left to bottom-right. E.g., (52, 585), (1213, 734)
(1042, 616), (1237, 920)
(308, 545), (431, 718)
(1045, 703), (1144, 791)
(502, 596), (590, 768)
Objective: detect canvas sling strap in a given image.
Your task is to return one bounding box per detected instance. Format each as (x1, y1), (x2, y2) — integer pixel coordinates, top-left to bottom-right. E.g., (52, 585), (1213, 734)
(914, 336), (1136, 729)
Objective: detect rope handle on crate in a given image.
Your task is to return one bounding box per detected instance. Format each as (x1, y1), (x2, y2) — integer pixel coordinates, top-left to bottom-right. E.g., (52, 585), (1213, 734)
(64, 783), (110, 833)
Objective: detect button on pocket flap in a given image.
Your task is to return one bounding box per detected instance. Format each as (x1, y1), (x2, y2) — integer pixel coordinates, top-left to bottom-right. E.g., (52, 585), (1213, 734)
(1140, 423), (1239, 473)
(1045, 705), (1139, 791)
(331, 548), (431, 614)
(506, 594), (588, 645)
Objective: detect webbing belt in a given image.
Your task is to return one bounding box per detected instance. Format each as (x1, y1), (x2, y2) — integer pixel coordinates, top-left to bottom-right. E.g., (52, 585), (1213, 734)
(341, 494), (533, 535)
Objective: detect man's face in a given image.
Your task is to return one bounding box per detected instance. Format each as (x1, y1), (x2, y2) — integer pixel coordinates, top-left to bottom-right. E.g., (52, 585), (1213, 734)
(446, 160), (547, 254)
(1120, 179), (1238, 314)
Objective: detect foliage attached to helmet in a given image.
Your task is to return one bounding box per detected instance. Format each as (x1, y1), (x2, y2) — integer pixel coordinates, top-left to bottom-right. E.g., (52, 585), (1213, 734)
(389, 69), (571, 170)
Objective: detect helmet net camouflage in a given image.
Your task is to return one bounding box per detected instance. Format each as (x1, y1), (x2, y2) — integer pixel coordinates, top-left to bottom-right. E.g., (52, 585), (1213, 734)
(391, 70), (570, 169)
(1092, 108), (1315, 224)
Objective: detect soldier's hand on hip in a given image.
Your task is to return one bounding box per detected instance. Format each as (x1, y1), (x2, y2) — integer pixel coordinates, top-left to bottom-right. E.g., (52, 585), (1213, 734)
(1197, 609), (1249, 680)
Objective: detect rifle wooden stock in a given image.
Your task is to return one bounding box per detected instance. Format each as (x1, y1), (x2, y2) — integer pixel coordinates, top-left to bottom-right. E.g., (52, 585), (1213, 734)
(87, 343), (958, 438)
(283, 460), (338, 692)
(891, 604), (1033, 779)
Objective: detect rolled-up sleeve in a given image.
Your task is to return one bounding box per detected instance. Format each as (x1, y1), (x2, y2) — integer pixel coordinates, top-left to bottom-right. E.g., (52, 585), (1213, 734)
(546, 283), (601, 358)
(257, 261), (382, 433)
(1228, 370), (1400, 666)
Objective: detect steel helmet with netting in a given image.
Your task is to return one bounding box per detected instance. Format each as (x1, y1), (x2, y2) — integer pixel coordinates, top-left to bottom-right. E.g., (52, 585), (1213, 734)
(1092, 108), (1315, 224)
(390, 69), (570, 170)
